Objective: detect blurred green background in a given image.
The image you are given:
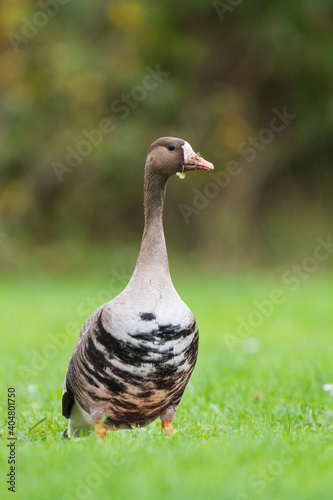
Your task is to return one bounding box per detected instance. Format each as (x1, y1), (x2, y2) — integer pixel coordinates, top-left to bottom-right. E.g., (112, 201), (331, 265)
(1, 0), (332, 274)
(1, 2), (333, 500)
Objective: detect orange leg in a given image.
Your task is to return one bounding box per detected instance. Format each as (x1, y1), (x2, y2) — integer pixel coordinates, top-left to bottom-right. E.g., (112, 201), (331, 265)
(95, 422), (107, 439)
(161, 420), (173, 436)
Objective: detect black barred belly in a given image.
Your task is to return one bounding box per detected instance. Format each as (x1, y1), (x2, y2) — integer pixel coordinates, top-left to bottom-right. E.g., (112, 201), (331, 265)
(78, 312), (198, 427)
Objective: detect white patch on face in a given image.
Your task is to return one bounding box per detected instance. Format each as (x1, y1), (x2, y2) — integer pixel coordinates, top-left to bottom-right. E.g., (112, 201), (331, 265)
(182, 141), (196, 165)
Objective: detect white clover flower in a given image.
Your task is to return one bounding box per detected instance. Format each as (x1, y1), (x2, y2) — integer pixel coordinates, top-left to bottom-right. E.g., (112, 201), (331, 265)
(323, 384), (333, 396)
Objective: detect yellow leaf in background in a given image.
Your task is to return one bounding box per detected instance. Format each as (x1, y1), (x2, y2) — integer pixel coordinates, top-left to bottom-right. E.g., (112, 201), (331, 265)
(0, 180), (33, 219)
(0, 2), (31, 33)
(0, 50), (25, 89)
(108, 48), (143, 79)
(106, 1), (144, 33)
(216, 115), (253, 152)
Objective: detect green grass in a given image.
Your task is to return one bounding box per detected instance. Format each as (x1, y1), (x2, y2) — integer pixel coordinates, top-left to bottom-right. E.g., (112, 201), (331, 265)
(1, 268), (333, 500)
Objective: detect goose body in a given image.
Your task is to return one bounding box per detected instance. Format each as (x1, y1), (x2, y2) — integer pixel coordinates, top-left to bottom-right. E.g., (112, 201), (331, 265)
(62, 137), (214, 437)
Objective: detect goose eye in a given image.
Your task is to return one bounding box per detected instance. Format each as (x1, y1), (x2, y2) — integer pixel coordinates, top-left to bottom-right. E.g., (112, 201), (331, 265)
(167, 144), (175, 151)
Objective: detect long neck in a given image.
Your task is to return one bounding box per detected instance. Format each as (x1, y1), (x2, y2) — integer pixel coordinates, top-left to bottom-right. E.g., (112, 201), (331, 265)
(130, 170), (172, 287)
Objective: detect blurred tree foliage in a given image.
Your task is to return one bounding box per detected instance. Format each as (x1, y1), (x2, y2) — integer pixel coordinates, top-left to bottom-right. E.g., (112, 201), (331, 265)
(0, 0), (332, 267)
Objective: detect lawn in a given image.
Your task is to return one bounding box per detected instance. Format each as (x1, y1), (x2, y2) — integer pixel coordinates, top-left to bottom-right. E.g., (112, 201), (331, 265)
(1, 265), (333, 500)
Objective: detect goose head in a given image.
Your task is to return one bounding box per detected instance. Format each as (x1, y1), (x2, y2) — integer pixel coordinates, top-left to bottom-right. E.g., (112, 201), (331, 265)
(146, 137), (214, 178)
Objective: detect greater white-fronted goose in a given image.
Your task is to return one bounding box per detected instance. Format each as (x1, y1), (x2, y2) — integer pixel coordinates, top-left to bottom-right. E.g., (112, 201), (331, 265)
(62, 137), (214, 438)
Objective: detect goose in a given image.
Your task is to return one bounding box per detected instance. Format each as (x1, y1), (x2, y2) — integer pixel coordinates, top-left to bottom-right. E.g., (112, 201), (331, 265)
(62, 137), (214, 438)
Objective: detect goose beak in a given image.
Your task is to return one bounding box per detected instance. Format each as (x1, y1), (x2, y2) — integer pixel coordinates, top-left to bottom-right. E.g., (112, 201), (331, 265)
(182, 141), (214, 171)
(188, 154), (214, 171)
